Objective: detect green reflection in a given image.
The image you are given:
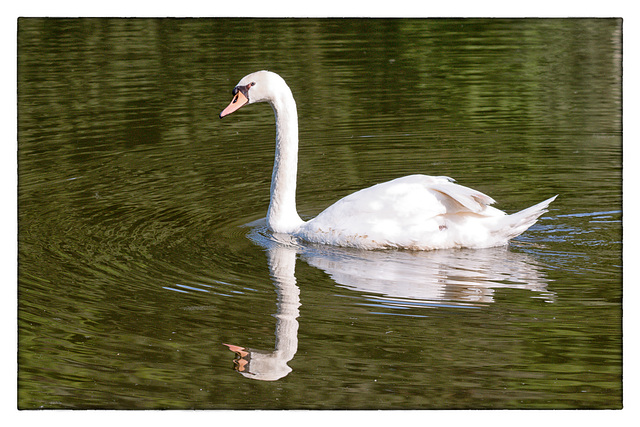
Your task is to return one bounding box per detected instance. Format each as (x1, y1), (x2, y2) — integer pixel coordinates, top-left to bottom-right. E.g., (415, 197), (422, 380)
(18, 18), (621, 409)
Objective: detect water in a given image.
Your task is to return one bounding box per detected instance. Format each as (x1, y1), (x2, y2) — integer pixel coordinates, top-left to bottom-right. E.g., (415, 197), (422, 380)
(18, 18), (621, 409)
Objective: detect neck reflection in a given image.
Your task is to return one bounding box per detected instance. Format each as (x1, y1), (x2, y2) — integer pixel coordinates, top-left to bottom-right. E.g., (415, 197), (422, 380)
(224, 243), (300, 381)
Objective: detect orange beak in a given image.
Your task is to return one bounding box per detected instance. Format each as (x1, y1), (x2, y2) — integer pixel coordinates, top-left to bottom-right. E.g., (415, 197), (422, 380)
(223, 343), (250, 372)
(219, 91), (249, 118)
(223, 343), (249, 357)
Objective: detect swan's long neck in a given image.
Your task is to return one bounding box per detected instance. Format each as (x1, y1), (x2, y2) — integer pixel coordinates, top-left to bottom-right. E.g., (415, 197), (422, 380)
(267, 89), (304, 233)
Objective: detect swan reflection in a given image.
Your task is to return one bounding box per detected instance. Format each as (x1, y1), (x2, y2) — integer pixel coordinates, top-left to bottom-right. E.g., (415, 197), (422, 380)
(224, 242), (300, 381)
(224, 226), (554, 381)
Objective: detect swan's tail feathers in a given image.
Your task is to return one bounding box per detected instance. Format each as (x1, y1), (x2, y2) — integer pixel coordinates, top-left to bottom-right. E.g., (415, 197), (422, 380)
(498, 195), (558, 240)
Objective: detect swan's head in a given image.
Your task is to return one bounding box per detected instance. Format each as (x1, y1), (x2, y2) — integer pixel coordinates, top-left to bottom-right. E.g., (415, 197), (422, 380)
(219, 70), (291, 118)
(223, 342), (293, 381)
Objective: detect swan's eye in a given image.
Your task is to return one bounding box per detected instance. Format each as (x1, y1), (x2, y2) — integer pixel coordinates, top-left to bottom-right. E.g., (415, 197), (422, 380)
(232, 83), (253, 102)
(246, 82), (255, 90)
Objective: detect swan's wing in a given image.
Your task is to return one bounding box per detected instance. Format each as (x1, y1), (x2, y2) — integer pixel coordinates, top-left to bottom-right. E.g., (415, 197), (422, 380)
(325, 174), (497, 217)
(429, 179), (496, 213)
(300, 175), (504, 249)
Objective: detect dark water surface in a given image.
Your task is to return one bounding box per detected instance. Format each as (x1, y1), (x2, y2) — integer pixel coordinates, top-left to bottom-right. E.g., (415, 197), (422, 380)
(18, 18), (621, 409)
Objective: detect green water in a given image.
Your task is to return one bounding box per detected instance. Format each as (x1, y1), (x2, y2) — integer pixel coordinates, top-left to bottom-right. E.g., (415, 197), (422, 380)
(18, 18), (621, 409)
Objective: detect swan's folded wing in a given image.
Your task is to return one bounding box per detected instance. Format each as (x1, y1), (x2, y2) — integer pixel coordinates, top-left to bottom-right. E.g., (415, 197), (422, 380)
(312, 174), (497, 223)
(300, 175), (508, 249)
(429, 181), (497, 214)
(377, 174), (496, 214)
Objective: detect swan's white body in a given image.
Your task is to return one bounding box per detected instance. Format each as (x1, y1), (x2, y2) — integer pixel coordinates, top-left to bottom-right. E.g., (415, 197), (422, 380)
(220, 70), (556, 250)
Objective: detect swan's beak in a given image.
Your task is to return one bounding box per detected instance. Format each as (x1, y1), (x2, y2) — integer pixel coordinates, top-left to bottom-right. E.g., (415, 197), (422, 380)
(223, 343), (250, 372)
(223, 343), (249, 357)
(219, 91), (249, 118)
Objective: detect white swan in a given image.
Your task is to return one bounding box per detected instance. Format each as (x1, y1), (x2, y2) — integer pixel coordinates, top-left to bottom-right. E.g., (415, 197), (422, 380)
(220, 70), (556, 250)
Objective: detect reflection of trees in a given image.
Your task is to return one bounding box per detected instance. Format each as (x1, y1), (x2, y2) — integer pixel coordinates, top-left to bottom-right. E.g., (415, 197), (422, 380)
(17, 18), (621, 404)
(19, 18), (621, 151)
(19, 18), (621, 220)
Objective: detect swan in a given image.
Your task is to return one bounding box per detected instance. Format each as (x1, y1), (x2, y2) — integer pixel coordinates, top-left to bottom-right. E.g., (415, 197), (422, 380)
(220, 70), (556, 250)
